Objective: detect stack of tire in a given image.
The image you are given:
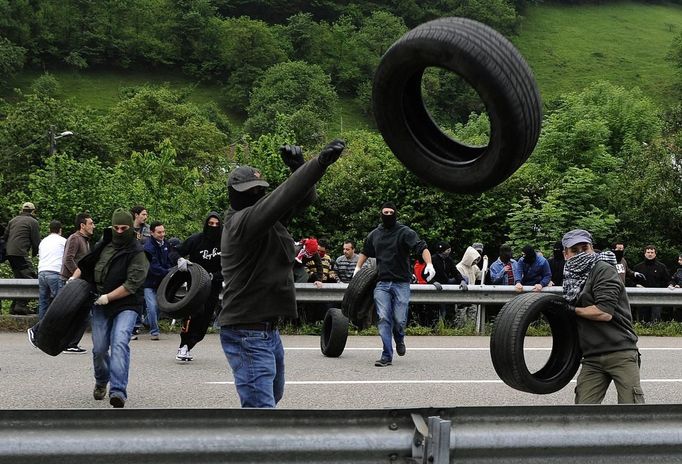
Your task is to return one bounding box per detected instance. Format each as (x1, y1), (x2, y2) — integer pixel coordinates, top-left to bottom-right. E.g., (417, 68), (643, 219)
(157, 263), (212, 319)
(490, 293), (582, 394)
(320, 264), (378, 358)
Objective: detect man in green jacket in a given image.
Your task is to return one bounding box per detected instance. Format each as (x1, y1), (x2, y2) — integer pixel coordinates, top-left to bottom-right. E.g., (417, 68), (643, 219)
(562, 229), (644, 404)
(3, 202), (40, 315)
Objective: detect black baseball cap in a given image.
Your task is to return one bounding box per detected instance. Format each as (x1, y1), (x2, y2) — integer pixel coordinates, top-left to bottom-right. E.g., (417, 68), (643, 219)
(227, 166), (269, 192)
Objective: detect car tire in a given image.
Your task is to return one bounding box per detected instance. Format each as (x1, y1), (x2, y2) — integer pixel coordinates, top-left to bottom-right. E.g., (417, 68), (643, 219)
(490, 292), (582, 394)
(372, 16), (542, 193)
(157, 263), (211, 319)
(342, 264), (378, 326)
(320, 308), (349, 358)
(35, 279), (93, 356)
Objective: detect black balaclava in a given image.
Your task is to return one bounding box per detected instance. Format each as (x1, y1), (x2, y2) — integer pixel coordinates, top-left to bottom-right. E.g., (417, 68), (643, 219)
(552, 241), (564, 261)
(203, 212), (222, 242)
(522, 245), (536, 263)
(614, 249), (624, 262)
(380, 201), (397, 229)
(229, 186), (265, 211)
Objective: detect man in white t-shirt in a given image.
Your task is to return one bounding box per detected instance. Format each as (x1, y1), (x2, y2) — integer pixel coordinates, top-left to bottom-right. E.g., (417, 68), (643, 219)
(37, 220), (66, 320)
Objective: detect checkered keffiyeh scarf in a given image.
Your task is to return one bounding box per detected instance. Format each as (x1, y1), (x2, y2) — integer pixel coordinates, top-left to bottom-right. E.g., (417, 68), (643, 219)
(563, 251), (617, 304)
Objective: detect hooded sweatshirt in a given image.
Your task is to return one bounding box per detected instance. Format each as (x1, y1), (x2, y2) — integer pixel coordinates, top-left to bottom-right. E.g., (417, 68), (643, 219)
(456, 246), (482, 285)
(177, 212), (222, 278)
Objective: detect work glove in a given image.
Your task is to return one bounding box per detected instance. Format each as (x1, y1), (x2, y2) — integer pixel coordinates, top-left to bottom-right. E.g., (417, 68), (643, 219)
(459, 282), (468, 292)
(317, 139), (346, 168)
(424, 263), (436, 282)
(94, 294), (109, 306)
(279, 144), (304, 171)
(177, 257), (190, 272)
(634, 272), (646, 281)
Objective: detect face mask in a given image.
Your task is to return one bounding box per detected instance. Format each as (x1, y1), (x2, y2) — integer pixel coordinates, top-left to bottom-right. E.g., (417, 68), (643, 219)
(524, 252), (536, 263)
(112, 228), (135, 248)
(553, 249), (563, 260)
(205, 225), (221, 241)
(229, 187), (265, 211)
(381, 213), (397, 228)
(500, 252), (512, 263)
(614, 250), (624, 262)
(319, 250), (326, 258)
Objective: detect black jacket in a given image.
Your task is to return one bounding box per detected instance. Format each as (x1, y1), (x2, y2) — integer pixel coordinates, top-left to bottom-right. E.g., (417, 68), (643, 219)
(362, 223), (427, 283)
(177, 212), (222, 279)
(633, 259), (670, 288)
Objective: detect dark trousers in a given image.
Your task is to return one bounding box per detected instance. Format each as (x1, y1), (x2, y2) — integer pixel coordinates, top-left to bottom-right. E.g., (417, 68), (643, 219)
(180, 279), (221, 350)
(7, 255), (37, 314)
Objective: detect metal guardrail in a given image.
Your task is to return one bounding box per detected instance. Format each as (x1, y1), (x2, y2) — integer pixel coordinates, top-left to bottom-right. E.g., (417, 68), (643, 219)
(1, 279), (681, 306)
(2, 405), (682, 463)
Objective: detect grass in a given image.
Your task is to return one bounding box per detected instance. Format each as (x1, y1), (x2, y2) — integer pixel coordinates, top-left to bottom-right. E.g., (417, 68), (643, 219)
(513, 1), (682, 104)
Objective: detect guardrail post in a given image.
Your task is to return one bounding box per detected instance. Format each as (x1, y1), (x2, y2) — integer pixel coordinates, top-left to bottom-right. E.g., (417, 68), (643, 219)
(425, 416), (450, 464)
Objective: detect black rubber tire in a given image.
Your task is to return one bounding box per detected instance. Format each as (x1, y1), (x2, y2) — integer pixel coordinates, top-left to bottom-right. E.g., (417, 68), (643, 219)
(490, 293), (582, 394)
(35, 279), (93, 356)
(372, 17), (542, 193)
(157, 263), (211, 319)
(320, 308), (349, 358)
(342, 264), (378, 326)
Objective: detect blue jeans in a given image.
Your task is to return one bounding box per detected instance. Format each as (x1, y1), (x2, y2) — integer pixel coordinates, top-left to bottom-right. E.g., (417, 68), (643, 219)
(143, 288), (160, 336)
(220, 327), (285, 408)
(91, 308), (137, 400)
(38, 271), (62, 320)
(374, 281), (411, 361)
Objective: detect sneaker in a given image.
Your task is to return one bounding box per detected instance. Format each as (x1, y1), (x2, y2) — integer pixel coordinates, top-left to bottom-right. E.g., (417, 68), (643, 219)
(374, 358), (392, 367)
(109, 395), (125, 408)
(93, 384), (107, 400)
(396, 342), (406, 357)
(63, 346), (87, 354)
(150, 334), (160, 341)
(175, 345), (193, 362)
(132, 327), (141, 335)
(27, 328), (37, 349)
(130, 334), (138, 341)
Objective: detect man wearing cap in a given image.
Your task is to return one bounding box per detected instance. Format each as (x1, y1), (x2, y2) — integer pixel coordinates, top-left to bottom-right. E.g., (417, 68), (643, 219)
(355, 202), (434, 367)
(3, 202), (41, 315)
(219, 139), (346, 408)
(73, 209), (149, 408)
(561, 229), (644, 404)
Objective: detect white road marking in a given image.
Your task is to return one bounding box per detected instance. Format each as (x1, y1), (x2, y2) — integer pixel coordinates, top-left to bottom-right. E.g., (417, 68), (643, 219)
(284, 347), (682, 351)
(206, 379), (682, 385)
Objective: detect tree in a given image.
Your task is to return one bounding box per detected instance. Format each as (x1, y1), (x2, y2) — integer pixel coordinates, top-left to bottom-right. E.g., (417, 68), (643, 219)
(104, 85), (231, 170)
(244, 61), (338, 145)
(0, 36), (26, 83)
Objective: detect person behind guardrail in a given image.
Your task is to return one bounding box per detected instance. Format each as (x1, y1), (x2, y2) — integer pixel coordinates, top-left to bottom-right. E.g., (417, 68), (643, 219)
(219, 140), (346, 408)
(354, 202), (435, 367)
(3, 202), (40, 315)
(561, 229), (644, 404)
(670, 254), (682, 289)
(513, 244), (552, 293)
(73, 208), (150, 408)
(142, 221), (172, 341)
(335, 240), (359, 283)
(633, 245), (671, 323)
(455, 246), (481, 326)
(547, 241), (565, 287)
(174, 212), (223, 361)
(431, 240), (465, 324)
(489, 244), (517, 286)
(612, 241), (637, 286)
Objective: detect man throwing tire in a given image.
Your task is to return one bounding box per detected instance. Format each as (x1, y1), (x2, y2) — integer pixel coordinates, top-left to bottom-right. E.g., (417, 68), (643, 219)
(355, 203), (434, 367)
(219, 139), (346, 408)
(561, 229), (644, 404)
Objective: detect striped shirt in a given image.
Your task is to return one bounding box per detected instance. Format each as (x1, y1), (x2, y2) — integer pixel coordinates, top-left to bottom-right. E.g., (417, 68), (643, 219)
(335, 253), (359, 283)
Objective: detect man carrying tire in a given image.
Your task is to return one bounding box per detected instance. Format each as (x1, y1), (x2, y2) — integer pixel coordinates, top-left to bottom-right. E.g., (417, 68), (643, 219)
(355, 203), (435, 367)
(174, 212), (223, 361)
(561, 229), (644, 404)
(219, 140), (346, 408)
(75, 209), (149, 408)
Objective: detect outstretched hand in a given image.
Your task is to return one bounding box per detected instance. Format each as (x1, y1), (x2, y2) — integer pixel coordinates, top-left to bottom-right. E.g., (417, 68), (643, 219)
(318, 139), (346, 168)
(279, 144), (305, 171)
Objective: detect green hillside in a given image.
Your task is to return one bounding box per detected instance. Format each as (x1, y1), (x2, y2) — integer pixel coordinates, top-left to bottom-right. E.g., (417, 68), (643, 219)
(513, 1), (682, 103)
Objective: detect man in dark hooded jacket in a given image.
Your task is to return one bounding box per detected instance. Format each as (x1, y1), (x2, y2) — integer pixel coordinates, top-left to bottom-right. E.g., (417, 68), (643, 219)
(174, 212), (223, 361)
(514, 244), (552, 292)
(548, 241), (566, 286)
(219, 140), (346, 408)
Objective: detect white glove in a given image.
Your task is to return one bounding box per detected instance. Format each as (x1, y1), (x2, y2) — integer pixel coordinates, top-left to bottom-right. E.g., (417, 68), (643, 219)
(94, 294), (109, 306)
(353, 266), (361, 277)
(177, 257), (190, 272)
(424, 263), (436, 282)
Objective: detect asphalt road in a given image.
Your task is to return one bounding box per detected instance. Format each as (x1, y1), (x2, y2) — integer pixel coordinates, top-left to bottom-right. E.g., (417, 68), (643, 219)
(2, 332), (681, 409)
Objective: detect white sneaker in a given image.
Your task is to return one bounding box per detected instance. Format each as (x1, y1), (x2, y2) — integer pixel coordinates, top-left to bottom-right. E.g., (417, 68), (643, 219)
(175, 345), (192, 362)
